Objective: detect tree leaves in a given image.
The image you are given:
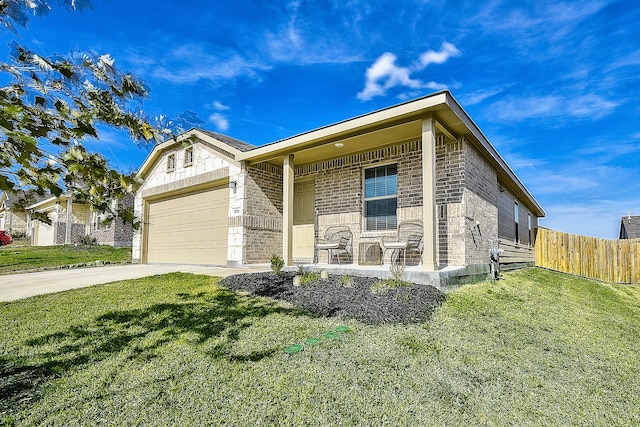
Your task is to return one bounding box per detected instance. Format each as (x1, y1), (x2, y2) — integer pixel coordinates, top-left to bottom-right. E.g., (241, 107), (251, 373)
(0, 0), (181, 226)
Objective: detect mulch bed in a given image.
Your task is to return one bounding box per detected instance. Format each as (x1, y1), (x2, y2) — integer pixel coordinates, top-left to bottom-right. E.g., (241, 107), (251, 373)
(219, 272), (446, 324)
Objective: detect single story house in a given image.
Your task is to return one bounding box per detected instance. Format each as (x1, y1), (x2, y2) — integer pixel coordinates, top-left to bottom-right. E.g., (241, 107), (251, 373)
(133, 91), (545, 285)
(27, 193), (134, 247)
(0, 191), (29, 237)
(619, 214), (640, 239)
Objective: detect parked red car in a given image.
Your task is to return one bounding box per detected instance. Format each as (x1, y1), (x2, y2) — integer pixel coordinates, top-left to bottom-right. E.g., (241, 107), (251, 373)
(0, 230), (12, 246)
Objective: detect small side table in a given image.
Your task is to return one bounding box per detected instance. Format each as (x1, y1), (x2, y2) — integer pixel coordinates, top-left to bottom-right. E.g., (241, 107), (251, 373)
(358, 242), (381, 265)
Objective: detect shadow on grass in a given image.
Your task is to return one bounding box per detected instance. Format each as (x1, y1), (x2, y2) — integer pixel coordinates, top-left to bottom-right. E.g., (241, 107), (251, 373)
(0, 287), (307, 418)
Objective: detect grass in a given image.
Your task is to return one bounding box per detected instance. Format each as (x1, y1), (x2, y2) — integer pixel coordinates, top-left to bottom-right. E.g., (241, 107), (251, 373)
(1, 268), (639, 425)
(0, 245), (131, 274)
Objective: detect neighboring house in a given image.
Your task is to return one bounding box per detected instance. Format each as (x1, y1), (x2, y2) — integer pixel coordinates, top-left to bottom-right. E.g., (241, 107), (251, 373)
(28, 194), (92, 246)
(0, 191), (29, 237)
(89, 193), (135, 248)
(619, 214), (640, 239)
(27, 193), (134, 247)
(133, 91), (545, 285)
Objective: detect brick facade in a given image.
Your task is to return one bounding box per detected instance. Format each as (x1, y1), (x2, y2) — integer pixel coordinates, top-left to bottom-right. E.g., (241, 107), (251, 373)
(295, 141), (425, 264)
(241, 162), (284, 263)
(90, 193), (135, 248)
(132, 113), (539, 270)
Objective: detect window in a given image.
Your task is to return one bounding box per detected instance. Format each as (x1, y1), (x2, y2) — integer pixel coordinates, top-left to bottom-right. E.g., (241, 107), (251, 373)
(514, 202), (519, 243)
(167, 153), (176, 172)
(364, 164), (397, 231)
(528, 213), (532, 246)
(184, 146), (193, 167)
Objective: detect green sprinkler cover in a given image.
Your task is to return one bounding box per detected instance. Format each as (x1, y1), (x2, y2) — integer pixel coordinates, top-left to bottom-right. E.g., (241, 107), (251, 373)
(284, 344), (303, 354)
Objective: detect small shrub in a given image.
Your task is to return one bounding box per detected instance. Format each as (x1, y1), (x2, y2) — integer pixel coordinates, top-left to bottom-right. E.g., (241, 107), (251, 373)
(370, 280), (391, 294)
(270, 254), (284, 274)
(370, 277), (411, 294)
(78, 235), (98, 246)
(299, 271), (320, 285)
(339, 275), (354, 287)
(389, 261), (405, 283)
(9, 230), (26, 240)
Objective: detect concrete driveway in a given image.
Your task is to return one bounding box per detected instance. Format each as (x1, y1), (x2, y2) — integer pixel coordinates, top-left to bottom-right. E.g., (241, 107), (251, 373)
(0, 263), (270, 302)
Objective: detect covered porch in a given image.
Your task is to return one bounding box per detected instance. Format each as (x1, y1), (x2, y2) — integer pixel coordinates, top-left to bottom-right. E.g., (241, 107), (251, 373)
(238, 93), (472, 273)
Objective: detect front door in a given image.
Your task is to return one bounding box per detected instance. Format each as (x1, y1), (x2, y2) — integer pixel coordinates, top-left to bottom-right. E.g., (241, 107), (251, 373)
(293, 180), (315, 262)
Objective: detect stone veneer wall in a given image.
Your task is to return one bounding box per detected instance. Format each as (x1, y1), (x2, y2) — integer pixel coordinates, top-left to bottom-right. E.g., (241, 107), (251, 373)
(1, 211), (28, 236)
(132, 140), (241, 263)
(241, 162), (283, 263)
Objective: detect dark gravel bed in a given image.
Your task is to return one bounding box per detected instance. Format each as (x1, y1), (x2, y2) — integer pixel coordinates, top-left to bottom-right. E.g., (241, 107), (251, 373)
(219, 272), (446, 324)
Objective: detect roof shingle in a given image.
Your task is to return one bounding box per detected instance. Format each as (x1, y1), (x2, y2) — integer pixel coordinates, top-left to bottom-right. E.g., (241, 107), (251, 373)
(620, 216), (640, 239)
(197, 129), (255, 152)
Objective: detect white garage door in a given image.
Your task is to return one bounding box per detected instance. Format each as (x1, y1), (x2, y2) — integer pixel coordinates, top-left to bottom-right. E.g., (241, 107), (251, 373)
(34, 220), (55, 246)
(146, 186), (229, 264)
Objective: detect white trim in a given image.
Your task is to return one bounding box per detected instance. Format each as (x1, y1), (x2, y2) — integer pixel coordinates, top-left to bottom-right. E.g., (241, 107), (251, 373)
(362, 162), (398, 232)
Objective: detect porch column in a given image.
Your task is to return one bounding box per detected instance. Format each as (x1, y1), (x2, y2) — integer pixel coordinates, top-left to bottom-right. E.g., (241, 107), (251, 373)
(282, 154), (294, 266)
(65, 197), (73, 244)
(422, 115), (438, 271)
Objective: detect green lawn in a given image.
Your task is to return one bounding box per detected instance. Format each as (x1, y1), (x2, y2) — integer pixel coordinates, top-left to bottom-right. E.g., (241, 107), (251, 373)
(0, 245), (131, 274)
(1, 268), (639, 425)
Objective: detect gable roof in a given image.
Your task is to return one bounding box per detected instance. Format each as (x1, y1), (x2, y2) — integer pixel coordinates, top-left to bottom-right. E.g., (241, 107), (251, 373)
(1, 190), (48, 212)
(137, 128), (255, 178)
(619, 215), (640, 239)
(136, 91), (544, 217)
(239, 90), (544, 217)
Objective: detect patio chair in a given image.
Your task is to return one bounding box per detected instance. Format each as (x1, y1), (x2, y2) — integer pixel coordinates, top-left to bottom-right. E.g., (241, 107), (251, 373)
(316, 226), (352, 264)
(380, 221), (423, 266)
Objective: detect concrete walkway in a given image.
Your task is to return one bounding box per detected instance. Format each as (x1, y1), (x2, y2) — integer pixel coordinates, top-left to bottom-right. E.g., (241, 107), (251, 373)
(0, 263), (270, 302)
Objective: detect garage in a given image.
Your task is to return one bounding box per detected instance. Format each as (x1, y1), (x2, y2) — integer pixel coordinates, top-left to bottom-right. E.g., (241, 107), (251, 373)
(33, 220), (55, 246)
(145, 185), (229, 264)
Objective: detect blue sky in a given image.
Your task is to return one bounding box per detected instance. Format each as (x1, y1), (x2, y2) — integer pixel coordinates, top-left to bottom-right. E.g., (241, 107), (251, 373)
(5, 0), (640, 238)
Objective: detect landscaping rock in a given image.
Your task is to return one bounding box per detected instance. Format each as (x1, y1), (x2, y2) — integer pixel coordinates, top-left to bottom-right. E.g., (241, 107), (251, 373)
(219, 272), (446, 324)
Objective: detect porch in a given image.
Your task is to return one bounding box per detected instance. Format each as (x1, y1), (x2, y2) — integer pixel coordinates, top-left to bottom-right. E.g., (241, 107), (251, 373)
(284, 262), (490, 290)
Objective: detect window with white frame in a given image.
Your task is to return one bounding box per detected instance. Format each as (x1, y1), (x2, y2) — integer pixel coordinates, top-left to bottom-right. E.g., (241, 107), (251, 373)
(184, 146), (194, 167)
(167, 153), (176, 172)
(364, 164), (398, 231)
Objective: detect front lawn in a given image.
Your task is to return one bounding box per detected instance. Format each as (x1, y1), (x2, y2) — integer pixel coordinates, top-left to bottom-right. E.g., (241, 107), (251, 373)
(0, 245), (131, 274)
(1, 268), (639, 425)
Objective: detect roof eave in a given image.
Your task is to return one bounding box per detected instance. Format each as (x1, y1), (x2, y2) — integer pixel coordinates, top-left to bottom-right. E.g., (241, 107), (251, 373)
(238, 91), (450, 164)
(137, 129), (247, 178)
(238, 91), (545, 218)
(443, 94), (546, 218)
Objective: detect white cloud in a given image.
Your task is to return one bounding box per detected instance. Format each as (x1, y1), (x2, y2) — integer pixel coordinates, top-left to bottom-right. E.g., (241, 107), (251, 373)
(213, 101), (230, 111)
(460, 86), (512, 106)
(417, 42), (460, 67)
(357, 43), (460, 101)
(209, 113), (229, 132)
(261, 0), (363, 65)
(145, 44), (270, 84)
(489, 94), (619, 122)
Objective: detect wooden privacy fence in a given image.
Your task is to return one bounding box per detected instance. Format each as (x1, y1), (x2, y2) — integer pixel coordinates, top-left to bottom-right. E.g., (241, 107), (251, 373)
(535, 227), (640, 283)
